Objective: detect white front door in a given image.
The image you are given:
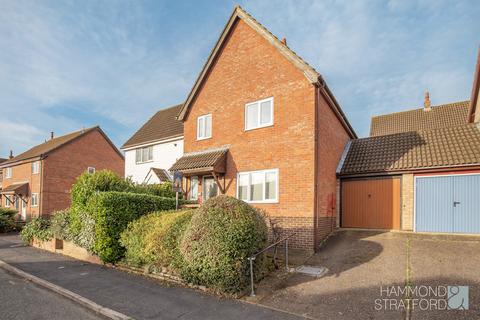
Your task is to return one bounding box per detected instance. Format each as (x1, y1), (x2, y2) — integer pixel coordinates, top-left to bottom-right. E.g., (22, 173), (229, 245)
(21, 198), (27, 220)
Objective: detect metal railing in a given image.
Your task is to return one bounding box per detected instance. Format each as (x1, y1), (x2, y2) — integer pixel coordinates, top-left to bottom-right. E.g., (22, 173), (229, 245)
(247, 233), (296, 296)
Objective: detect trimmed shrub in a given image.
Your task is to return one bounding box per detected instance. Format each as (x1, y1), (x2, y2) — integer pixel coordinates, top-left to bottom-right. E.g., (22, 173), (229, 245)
(120, 210), (193, 269)
(69, 170), (133, 250)
(20, 217), (52, 243)
(91, 191), (176, 263)
(180, 195), (268, 292)
(0, 208), (18, 233)
(119, 212), (158, 267)
(154, 210), (193, 272)
(49, 209), (72, 241)
(131, 182), (176, 199)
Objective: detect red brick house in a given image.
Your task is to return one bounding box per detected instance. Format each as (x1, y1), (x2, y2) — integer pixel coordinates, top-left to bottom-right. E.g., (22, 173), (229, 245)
(0, 127), (124, 220)
(170, 6), (356, 251)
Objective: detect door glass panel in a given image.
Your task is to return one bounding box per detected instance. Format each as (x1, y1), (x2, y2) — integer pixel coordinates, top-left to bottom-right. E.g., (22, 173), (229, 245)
(203, 177), (218, 200)
(190, 177), (198, 200)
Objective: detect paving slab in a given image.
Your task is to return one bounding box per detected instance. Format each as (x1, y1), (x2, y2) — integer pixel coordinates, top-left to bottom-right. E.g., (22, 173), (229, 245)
(0, 234), (302, 320)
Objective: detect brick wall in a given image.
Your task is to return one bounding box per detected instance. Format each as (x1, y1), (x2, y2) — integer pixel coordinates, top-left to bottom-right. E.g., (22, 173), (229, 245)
(316, 92), (351, 247)
(401, 173), (414, 230)
(42, 129), (124, 215)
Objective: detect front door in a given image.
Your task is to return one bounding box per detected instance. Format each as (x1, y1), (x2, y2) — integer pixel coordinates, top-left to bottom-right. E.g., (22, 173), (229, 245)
(21, 198), (27, 220)
(203, 176), (218, 201)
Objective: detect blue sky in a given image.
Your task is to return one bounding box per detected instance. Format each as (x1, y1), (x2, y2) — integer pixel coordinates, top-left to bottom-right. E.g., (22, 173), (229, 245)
(1, 0), (479, 156)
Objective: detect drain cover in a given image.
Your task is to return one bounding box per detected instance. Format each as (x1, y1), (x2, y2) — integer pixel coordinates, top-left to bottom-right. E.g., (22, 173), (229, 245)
(295, 265), (328, 277)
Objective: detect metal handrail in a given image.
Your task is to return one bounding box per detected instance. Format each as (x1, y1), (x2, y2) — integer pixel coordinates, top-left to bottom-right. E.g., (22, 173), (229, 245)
(247, 233), (296, 296)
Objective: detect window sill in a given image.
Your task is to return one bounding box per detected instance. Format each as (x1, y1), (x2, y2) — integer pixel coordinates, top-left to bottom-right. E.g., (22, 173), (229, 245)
(135, 160), (154, 164)
(244, 123), (274, 132)
(196, 136), (212, 141)
(242, 200), (278, 204)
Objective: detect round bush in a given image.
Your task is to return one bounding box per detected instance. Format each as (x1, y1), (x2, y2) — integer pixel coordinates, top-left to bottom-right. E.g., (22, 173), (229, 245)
(180, 195), (268, 292)
(0, 208), (18, 233)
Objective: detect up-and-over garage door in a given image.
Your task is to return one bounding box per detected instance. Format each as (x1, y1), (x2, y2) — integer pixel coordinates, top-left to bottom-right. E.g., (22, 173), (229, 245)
(415, 174), (480, 234)
(341, 177), (401, 230)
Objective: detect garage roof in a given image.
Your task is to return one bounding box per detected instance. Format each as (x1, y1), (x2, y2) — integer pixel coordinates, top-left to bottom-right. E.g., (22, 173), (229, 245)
(370, 101), (470, 136)
(339, 123), (480, 175)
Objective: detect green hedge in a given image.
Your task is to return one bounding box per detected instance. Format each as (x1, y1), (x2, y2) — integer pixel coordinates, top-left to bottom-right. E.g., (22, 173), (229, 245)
(120, 210), (193, 269)
(180, 195), (268, 292)
(130, 182), (176, 199)
(49, 209), (72, 241)
(90, 191), (176, 263)
(20, 217), (53, 243)
(0, 208), (18, 233)
(70, 170), (132, 246)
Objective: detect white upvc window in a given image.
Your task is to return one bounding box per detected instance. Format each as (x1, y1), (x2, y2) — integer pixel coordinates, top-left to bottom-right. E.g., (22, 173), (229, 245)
(197, 114), (212, 140)
(32, 161), (40, 174)
(31, 193), (39, 207)
(87, 167), (96, 174)
(135, 146), (153, 163)
(189, 176), (198, 200)
(237, 169), (278, 203)
(245, 97), (273, 131)
(5, 167), (12, 179)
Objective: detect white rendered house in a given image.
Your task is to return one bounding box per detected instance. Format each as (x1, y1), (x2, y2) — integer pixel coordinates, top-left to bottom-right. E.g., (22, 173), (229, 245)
(122, 105), (184, 184)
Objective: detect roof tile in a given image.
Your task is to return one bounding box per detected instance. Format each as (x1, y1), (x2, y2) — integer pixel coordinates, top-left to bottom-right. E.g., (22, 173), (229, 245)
(122, 104), (183, 149)
(340, 123), (480, 175)
(370, 101), (469, 136)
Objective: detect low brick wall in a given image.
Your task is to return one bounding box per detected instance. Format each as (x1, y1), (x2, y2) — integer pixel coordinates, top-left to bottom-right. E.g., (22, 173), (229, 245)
(31, 238), (102, 265)
(60, 241), (102, 265)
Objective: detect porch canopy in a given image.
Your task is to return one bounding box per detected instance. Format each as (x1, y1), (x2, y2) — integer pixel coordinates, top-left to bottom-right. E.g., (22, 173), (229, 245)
(0, 182), (29, 196)
(169, 147), (228, 176)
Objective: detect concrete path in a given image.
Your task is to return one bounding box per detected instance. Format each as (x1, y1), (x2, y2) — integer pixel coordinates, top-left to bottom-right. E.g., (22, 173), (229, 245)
(0, 234), (303, 320)
(255, 230), (480, 320)
(0, 268), (102, 320)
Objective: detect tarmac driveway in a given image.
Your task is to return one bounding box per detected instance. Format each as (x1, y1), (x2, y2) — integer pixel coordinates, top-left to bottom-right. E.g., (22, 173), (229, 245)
(256, 230), (480, 320)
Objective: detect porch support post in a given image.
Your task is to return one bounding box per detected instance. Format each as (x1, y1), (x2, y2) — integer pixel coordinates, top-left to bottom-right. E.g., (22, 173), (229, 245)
(212, 171), (225, 194)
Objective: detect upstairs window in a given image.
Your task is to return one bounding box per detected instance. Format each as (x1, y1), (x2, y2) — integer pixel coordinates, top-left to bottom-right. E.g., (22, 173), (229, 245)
(32, 161), (40, 174)
(237, 169), (278, 203)
(87, 167), (96, 174)
(135, 146), (153, 163)
(197, 114), (212, 140)
(245, 97), (273, 131)
(5, 167), (12, 179)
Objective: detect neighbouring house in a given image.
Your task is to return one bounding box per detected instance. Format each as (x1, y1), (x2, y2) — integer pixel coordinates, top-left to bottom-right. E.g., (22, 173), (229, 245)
(0, 157), (7, 203)
(170, 6), (356, 251)
(122, 105), (183, 184)
(0, 127), (124, 220)
(337, 49), (480, 234)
